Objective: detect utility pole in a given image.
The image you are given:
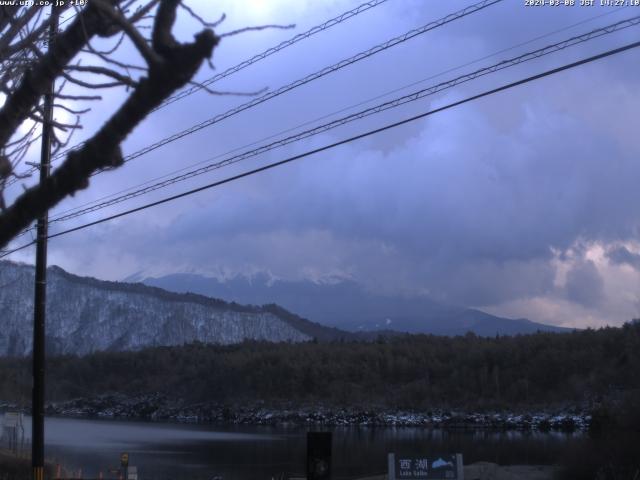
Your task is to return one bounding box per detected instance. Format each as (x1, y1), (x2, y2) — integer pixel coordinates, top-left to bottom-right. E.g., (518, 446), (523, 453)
(32, 6), (58, 480)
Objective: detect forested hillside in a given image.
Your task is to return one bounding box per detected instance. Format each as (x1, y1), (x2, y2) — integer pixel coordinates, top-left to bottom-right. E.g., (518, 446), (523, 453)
(0, 261), (349, 356)
(1, 322), (638, 416)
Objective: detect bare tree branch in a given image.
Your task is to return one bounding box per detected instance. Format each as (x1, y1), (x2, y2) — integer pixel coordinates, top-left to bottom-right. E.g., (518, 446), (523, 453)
(0, 3), (112, 148)
(0, 0), (219, 247)
(92, 0), (162, 65)
(65, 64), (138, 88)
(55, 93), (102, 101)
(0, 6), (39, 59)
(127, 0), (160, 25)
(0, 0), (280, 247)
(52, 115), (81, 152)
(179, 4), (225, 29)
(219, 23), (295, 39)
(189, 80), (268, 97)
(52, 103), (91, 115)
(60, 70), (129, 89)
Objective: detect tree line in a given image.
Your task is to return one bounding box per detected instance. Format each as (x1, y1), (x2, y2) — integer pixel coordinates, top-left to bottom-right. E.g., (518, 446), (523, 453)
(1, 321), (639, 416)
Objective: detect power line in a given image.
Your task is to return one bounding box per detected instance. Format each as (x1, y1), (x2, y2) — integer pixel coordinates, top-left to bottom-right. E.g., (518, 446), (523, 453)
(31, 14), (640, 228)
(1, 7), (115, 181)
(8, 10), (639, 242)
(156, 0), (392, 111)
(3, 38), (638, 259)
(5, 0), (392, 183)
(15, 0), (502, 184)
(31, 4), (632, 230)
(103, 0), (504, 169)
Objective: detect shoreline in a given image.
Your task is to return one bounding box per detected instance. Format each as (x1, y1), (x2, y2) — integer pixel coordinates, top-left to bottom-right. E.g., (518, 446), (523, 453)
(2, 395), (592, 431)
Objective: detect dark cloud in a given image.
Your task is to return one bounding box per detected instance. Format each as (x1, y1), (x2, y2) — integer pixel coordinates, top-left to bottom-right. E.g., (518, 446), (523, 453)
(8, 0), (640, 327)
(607, 246), (640, 270)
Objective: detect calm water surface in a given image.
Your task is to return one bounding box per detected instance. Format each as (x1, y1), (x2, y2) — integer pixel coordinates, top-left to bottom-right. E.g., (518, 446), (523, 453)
(10, 414), (587, 479)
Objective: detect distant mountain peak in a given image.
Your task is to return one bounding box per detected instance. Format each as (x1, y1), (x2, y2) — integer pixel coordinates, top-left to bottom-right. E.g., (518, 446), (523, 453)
(141, 271), (573, 337)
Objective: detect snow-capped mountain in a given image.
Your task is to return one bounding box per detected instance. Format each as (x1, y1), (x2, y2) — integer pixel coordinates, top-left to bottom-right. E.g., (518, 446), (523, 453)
(141, 271), (572, 336)
(0, 261), (340, 356)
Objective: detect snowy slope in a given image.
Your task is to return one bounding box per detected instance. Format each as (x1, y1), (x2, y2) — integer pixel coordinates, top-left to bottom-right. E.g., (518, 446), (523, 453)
(0, 261), (312, 356)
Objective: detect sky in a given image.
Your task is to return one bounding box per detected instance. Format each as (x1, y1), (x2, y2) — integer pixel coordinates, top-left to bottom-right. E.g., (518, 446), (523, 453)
(4, 0), (640, 329)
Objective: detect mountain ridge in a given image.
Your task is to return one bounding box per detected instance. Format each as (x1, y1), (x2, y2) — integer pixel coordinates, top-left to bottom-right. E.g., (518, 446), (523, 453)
(0, 261), (348, 356)
(141, 271), (572, 336)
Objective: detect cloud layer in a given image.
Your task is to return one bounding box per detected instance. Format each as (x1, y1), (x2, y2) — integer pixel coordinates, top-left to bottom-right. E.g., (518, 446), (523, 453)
(7, 0), (640, 327)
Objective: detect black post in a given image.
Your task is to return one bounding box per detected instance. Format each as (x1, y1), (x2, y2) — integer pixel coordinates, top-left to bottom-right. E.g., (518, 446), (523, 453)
(307, 431), (332, 480)
(32, 7), (57, 480)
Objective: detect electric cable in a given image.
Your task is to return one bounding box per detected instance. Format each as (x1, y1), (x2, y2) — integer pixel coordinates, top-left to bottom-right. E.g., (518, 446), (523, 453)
(20, 0), (503, 182)
(5, 0), (392, 182)
(35, 4), (634, 226)
(31, 14), (640, 228)
(3, 38), (637, 258)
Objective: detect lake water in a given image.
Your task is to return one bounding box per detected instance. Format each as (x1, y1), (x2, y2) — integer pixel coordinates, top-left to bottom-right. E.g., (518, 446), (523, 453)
(6, 414), (588, 479)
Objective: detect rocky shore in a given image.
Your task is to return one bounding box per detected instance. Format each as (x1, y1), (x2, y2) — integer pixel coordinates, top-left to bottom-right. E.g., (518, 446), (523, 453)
(2, 394), (592, 431)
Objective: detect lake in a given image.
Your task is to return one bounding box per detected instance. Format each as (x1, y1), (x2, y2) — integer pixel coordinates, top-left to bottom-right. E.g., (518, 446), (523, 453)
(6, 414), (589, 479)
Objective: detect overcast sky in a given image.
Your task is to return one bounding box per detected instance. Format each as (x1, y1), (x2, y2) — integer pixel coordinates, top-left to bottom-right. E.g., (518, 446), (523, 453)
(5, 0), (640, 328)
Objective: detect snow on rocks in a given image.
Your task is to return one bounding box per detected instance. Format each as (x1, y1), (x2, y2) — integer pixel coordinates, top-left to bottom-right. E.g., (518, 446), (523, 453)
(40, 394), (592, 431)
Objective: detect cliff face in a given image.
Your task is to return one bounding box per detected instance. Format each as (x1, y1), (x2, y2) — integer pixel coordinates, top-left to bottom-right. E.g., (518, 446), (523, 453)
(0, 261), (310, 356)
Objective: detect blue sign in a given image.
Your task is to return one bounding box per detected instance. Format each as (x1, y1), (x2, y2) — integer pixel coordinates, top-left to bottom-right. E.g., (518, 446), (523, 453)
(388, 453), (463, 480)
